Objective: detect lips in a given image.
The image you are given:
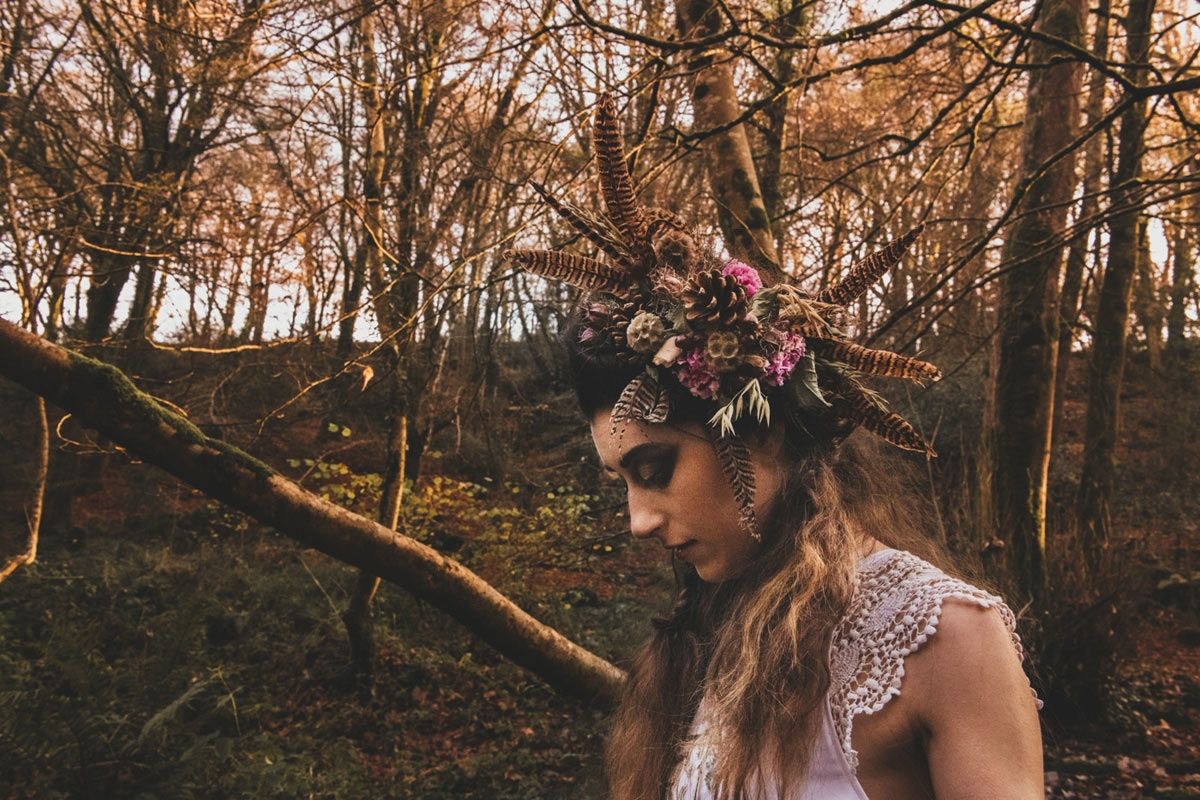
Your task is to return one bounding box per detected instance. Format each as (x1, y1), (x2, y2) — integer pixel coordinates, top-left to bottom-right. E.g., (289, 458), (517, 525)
(668, 540), (698, 558)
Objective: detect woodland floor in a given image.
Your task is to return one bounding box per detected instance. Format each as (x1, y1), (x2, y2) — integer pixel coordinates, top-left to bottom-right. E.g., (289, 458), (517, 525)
(1, 344), (1198, 798)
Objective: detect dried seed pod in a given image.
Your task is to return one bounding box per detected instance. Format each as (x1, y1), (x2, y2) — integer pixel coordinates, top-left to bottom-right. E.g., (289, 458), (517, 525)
(705, 330), (742, 373)
(651, 227), (697, 274)
(626, 312), (667, 353)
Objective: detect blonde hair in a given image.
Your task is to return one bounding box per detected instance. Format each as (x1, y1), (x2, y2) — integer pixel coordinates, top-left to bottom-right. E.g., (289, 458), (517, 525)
(604, 434), (939, 800)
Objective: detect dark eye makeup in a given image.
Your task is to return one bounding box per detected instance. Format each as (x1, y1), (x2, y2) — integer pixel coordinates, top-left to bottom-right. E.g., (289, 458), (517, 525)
(631, 447), (676, 489)
(600, 442), (679, 490)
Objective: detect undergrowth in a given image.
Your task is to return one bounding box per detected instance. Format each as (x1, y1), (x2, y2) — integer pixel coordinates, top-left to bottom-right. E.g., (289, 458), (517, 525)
(0, 467), (666, 798)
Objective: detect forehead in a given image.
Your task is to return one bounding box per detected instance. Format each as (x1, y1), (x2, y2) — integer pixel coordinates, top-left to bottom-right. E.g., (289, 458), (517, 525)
(589, 410), (682, 469)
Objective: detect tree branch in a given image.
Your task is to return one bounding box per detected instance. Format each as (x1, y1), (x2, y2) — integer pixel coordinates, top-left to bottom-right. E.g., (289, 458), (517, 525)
(0, 316), (625, 708)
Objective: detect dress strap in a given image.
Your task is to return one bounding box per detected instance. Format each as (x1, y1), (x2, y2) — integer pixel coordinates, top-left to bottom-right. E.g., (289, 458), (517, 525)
(827, 549), (1034, 771)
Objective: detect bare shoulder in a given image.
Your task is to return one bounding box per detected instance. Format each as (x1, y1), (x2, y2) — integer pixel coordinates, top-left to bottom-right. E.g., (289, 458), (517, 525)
(907, 599), (1023, 689)
(901, 598), (1044, 798)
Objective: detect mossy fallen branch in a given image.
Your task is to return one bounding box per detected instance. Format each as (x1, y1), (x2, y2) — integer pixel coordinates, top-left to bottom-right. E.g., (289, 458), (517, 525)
(0, 317), (625, 707)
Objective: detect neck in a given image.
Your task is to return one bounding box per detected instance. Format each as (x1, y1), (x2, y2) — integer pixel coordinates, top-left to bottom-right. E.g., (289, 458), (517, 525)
(859, 536), (887, 560)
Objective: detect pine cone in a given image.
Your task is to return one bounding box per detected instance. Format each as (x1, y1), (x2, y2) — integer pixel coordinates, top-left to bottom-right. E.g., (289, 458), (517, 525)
(585, 299), (635, 341)
(588, 299), (648, 361)
(683, 269), (747, 329)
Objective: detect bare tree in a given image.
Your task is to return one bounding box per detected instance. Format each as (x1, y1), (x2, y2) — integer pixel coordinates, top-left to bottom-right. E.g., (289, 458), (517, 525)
(1077, 0), (1157, 563)
(984, 0), (1088, 598)
(1053, 0), (1111, 441)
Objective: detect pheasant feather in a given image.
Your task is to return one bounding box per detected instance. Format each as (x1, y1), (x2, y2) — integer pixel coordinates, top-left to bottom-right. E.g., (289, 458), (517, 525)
(503, 249), (625, 292)
(594, 95), (648, 245)
(611, 371), (671, 432)
(818, 223), (925, 306)
(810, 340), (941, 385)
(643, 206), (688, 236)
(529, 181), (632, 268)
(709, 430), (759, 540)
(837, 389), (935, 456)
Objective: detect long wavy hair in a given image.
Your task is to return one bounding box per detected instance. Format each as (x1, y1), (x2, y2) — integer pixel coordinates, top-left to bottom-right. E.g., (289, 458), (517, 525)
(566, 318), (943, 800)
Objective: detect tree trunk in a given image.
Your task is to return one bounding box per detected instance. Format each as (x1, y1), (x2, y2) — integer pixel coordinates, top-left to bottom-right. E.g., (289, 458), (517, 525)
(675, 0), (780, 279)
(1165, 218), (1194, 363)
(123, 258), (159, 340)
(84, 251), (136, 341)
(0, 386), (47, 583)
(1077, 0), (1156, 564)
(0, 316), (625, 706)
(337, 247), (366, 359)
(986, 0), (1087, 601)
(344, 343), (409, 683)
(1133, 218), (1163, 370)
(758, 0), (810, 258)
(342, 3), (406, 682)
(1052, 0), (1111, 441)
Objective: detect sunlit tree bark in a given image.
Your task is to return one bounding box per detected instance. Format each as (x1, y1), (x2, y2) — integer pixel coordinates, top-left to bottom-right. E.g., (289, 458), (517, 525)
(675, 0), (781, 279)
(1077, 0), (1157, 564)
(986, 0), (1088, 600)
(1052, 0), (1111, 441)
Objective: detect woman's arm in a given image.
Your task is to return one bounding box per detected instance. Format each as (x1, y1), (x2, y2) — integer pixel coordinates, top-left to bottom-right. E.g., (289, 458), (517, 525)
(904, 599), (1044, 799)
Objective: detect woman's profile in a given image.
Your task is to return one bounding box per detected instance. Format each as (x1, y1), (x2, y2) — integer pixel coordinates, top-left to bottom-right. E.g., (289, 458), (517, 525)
(504, 94), (1043, 800)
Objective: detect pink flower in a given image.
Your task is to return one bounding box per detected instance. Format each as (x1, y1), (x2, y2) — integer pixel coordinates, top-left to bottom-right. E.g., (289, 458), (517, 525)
(764, 331), (806, 386)
(721, 260), (763, 297)
(675, 346), (721, 400)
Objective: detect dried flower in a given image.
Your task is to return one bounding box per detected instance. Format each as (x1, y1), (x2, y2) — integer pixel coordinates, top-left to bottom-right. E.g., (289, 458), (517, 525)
(652, 228), (697, 273)
(652, 335), (683, 366)
(676, 347), (721, 400)
(764, 330), (806, 386)
(721, 260), (763, 297)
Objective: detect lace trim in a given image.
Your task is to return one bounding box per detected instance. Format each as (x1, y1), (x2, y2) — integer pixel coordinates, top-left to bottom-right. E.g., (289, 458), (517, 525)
(828, 549), (1038, 771)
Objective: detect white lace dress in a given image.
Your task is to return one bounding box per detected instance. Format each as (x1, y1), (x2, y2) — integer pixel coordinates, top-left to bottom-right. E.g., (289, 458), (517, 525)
(669, 548), (1036, 800)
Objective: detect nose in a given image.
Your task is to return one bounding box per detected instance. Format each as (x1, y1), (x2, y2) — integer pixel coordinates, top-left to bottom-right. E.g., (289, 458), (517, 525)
(626, 489), (665, 541)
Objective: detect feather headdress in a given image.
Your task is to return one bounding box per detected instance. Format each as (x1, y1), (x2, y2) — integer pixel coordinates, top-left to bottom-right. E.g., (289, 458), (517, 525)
(503, 94), (939, 539)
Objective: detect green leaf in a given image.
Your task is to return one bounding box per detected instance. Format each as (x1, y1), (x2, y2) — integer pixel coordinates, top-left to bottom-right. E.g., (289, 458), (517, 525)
(791, 353), (831, 409)
(327, 422), (339, 433)
(749, 285), (783, 320)
(340, 426), (351, 437)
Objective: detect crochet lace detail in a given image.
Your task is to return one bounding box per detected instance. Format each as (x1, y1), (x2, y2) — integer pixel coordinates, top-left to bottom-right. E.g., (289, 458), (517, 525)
(829, 549), (1035, 771)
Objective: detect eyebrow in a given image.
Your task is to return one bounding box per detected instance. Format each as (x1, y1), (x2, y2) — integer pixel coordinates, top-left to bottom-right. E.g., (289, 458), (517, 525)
(618, 442), (668, 470)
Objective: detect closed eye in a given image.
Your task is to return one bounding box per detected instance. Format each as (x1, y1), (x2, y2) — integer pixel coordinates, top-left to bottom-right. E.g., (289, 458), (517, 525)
(633, 452), (675, 489)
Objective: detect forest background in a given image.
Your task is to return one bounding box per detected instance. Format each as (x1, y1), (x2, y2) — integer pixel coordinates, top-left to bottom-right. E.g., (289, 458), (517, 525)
(0, 0), (1198, 796)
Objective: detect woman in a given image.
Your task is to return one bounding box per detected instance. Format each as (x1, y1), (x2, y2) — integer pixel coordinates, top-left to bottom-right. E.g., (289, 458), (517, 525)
(505, 95), (1042, 799)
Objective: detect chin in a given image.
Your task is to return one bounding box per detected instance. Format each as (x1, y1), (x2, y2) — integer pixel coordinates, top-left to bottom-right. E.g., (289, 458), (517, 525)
(695, 555), (756, 584)
(694, 563), (731, 584)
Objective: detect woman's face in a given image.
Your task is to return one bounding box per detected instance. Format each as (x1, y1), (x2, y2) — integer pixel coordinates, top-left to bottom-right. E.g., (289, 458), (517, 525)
(590, 409), (785, 583)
